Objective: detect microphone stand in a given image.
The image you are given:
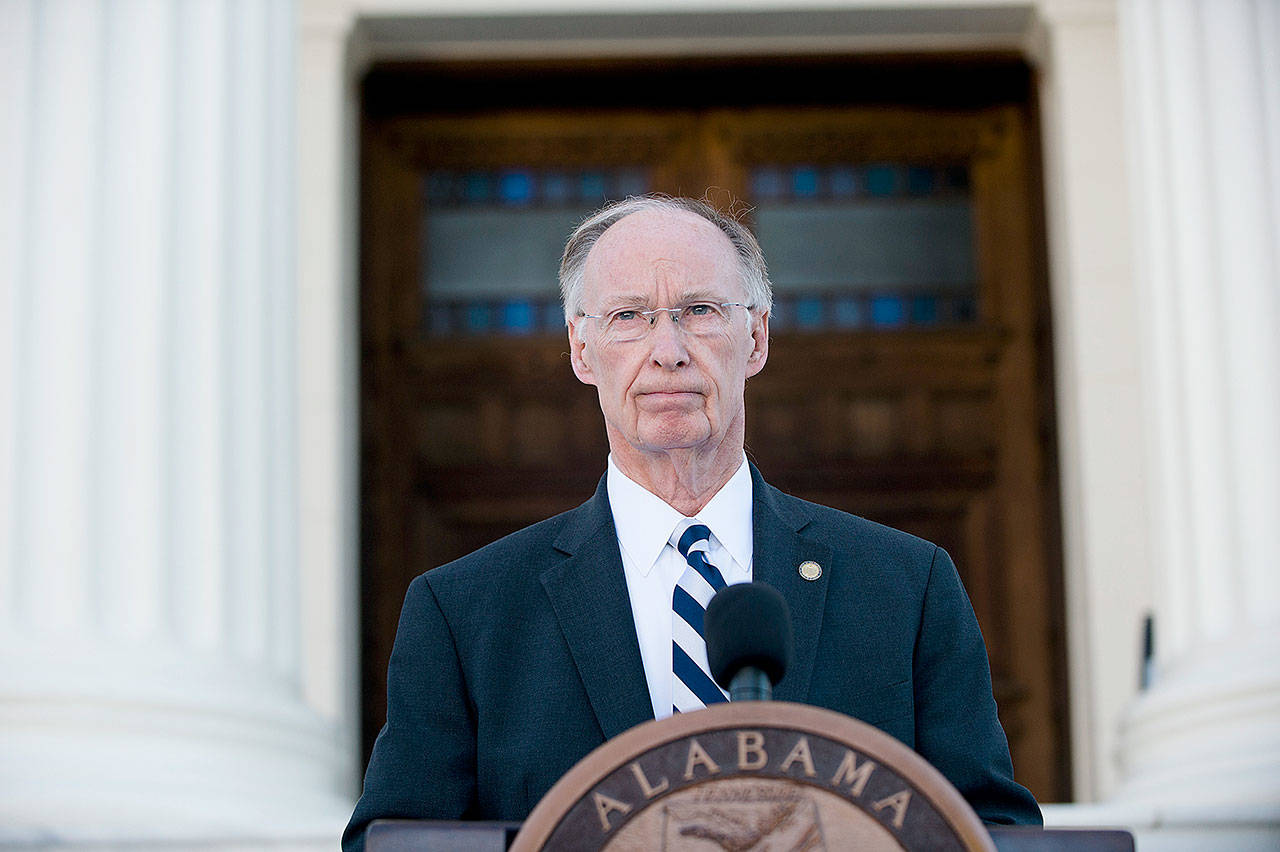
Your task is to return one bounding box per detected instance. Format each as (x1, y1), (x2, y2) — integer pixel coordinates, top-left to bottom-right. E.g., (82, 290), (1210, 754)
(728, 667), (773, 702)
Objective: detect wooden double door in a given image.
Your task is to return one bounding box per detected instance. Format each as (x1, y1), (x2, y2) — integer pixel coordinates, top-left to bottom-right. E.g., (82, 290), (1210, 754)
(360, 58), (1068, 802)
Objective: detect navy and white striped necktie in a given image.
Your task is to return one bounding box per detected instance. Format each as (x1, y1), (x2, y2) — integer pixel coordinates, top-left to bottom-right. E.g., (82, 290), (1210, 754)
(671, 523), (729, 713)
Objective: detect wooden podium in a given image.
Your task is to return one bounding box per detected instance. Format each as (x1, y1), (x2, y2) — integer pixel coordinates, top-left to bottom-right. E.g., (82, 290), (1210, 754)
(366, 700), (1133, 851)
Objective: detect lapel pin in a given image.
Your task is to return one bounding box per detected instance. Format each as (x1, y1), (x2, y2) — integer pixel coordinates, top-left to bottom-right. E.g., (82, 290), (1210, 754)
(798, 561), (822, 581)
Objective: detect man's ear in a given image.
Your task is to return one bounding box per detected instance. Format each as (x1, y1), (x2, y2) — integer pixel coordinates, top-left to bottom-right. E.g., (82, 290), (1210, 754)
(745, 310), (770, 378)
(568, 320), (596, 385)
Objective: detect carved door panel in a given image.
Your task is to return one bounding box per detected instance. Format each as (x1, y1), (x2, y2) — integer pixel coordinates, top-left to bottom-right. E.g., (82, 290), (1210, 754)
(721, 107), (1065, 800)
(361, 64), (1067, 801)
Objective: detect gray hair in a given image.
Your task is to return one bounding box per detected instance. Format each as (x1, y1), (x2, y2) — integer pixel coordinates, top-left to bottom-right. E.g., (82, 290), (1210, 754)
(558, 195), (773, 324)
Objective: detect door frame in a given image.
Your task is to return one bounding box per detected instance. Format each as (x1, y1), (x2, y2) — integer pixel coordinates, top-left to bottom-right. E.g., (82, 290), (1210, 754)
(298, 1), (1150, 804)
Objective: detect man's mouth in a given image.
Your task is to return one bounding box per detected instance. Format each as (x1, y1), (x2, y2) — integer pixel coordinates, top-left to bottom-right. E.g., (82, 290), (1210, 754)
(636, 390), (703, 406)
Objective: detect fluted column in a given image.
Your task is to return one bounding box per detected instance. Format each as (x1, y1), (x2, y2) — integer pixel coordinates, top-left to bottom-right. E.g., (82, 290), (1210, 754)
(1117, 0), (1280, 814)
(0, 0), (346, 837)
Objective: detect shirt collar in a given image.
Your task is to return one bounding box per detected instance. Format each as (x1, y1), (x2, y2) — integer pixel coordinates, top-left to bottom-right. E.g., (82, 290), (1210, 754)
(692, 458), (753, 571)
(606, 454), (753, 576)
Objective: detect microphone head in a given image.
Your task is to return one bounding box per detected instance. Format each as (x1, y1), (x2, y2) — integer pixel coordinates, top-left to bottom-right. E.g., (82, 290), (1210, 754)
(705, 582), (794, 689)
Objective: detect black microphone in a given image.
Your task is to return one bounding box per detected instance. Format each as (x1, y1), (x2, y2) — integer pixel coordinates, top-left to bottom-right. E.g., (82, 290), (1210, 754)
(705, 582), (794, 702)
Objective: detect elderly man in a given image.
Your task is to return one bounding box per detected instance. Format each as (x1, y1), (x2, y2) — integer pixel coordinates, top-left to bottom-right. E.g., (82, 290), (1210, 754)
(343, 196), (1041, 850)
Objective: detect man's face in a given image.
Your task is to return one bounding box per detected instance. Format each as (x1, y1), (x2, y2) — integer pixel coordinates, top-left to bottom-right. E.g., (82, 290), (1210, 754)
(568, 208), (769, 462)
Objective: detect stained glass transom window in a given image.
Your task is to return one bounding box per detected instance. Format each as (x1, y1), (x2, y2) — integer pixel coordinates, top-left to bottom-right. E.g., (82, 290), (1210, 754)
(751, 163), (978, 331)
(421, 167), (649, 336)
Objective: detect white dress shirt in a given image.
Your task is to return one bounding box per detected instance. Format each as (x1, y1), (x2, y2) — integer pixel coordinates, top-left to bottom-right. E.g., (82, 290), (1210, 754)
(606, 454), (753, 720)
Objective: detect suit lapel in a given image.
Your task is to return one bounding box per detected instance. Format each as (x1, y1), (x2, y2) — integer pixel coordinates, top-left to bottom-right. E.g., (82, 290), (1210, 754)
(749, 465), (832, 704)
(537, 468), (832, 736)
(539, 480), (655, 740)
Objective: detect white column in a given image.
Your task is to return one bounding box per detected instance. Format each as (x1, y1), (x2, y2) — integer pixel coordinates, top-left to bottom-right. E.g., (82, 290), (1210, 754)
(1029, 0), (1154, 802)
(298, 0), (362, 768)
(0, 0), (347, 839)
(1117, 0), (1280, 823)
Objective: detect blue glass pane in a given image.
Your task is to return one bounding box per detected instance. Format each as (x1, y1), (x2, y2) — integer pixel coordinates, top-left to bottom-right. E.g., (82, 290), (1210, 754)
(464, 172), (493, 203)
(792, 167), (820, 199)
(543, 173), (571, 203)
(465, 303), (491, 333)
(795, 297), (825, 328)
(866, 166), (898, 197)
(579, 173), (607, 201)
(543, 302), (566, 331)
(616, 169), (648, 198)
(907, 167), (936, 197)
(871, 295), (905, 327)
(834, 296), (862, 327)
(770, 299), (789, 330)
(498, 171), (534, 205)
(753, 168), (784, 200)
(911, 295), (939, 324)
(501, 300), (535, 333)
(829, 168), (858, 198)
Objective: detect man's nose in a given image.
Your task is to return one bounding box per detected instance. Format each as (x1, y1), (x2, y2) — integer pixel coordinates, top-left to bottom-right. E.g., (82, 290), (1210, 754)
(647, 310), (689, 369)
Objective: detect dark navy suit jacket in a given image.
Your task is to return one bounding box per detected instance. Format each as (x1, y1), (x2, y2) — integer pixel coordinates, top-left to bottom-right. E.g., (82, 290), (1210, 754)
(343, 466), (1041, 849)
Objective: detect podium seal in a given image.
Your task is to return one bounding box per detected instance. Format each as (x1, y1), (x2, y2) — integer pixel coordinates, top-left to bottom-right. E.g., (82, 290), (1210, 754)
(512, 701), (995, 851)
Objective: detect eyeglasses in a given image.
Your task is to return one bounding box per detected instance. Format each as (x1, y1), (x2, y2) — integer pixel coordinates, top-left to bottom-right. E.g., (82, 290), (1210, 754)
(578, 302), (751, 342)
